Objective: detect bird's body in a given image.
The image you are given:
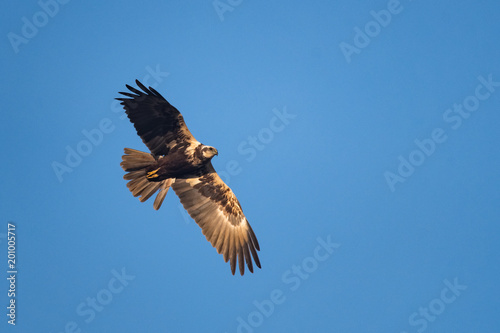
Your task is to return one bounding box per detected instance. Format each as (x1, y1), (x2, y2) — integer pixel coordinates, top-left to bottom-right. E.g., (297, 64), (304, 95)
(144, 144), (213, 181)
(117, 80), (260, 275)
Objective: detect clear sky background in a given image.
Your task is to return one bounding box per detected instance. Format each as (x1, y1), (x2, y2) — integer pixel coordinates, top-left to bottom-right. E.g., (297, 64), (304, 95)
(1, 1), (500, 332)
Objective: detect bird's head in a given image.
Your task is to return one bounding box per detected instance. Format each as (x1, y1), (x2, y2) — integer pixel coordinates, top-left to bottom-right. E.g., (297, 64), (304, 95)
(201, 145), (218, 160)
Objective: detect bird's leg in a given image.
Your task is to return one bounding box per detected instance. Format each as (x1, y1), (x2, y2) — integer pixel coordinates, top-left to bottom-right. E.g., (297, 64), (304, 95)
(146, 168), (161, 179)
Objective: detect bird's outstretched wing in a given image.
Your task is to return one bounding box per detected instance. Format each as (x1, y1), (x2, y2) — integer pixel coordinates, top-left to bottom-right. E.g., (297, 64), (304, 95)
(172, 163), (261, 275)
(116, 80), (197, 156)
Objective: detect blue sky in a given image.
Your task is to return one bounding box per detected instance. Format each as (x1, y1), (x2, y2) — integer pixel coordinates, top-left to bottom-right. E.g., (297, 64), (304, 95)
(1, 1), (500, 332)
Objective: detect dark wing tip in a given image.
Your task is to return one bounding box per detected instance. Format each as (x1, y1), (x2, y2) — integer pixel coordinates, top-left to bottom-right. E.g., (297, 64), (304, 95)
(135, 79), (149, 93)
(230, 259), (236, 275)
(116, 82), (143, 101)
(130, 79), (167, 101)
(243, 243), (253, 273)
(249, 235), (261, 269)
(148, 86), (162, 97)
(118, 92), (137, 98)
(247, 223), (260, 251)
(238, 245), (245, 276)
(253, 251), (261, 269)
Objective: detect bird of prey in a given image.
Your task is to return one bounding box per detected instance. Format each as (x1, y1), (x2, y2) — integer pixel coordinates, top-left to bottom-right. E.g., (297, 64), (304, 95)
(116, 80), (261, 275)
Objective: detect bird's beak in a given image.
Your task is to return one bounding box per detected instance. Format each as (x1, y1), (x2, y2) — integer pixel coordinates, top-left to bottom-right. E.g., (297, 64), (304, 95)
(215, 149), (219, 156)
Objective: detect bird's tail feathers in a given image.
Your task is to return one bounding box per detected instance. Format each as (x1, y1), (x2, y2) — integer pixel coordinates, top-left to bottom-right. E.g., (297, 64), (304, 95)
(120, 148), (173, 210)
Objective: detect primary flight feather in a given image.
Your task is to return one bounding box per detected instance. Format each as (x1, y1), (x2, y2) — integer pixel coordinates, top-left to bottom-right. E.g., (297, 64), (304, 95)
(117, 80), (261, 275)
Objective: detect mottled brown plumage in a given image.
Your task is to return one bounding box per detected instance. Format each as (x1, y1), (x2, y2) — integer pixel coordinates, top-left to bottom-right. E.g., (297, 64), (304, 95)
(117, 80), (261, 275)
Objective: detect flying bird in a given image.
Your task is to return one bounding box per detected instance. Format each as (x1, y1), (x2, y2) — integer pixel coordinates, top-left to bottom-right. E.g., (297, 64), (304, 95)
(116, 80), (261, 275)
